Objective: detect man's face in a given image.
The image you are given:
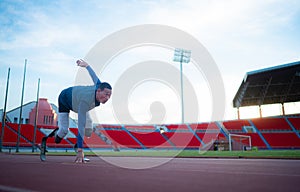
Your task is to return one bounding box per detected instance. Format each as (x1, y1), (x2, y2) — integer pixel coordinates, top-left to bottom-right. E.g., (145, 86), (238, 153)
(97, 88), (112, 104)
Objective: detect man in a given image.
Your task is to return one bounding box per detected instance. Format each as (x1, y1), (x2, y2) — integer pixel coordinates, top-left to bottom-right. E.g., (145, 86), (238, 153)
(55, 59), (112, 163)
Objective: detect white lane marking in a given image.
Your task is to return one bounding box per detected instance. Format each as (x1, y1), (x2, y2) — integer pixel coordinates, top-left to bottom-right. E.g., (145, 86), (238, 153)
(0, 185), (37, 192)
(164, 168), (300, 177)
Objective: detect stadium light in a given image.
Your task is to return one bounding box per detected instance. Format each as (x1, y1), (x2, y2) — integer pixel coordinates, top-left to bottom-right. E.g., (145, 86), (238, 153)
(173, 48), (191, 124)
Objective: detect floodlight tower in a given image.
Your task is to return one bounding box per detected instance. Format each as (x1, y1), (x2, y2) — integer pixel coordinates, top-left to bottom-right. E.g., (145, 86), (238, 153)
(173, 48), (191, 124)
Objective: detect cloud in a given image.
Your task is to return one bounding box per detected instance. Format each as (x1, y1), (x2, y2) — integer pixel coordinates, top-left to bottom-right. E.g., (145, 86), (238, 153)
(1, 0), (299, 122)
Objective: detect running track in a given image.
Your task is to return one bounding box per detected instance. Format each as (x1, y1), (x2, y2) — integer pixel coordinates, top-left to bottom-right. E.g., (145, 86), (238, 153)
(0, 153), (299, 192)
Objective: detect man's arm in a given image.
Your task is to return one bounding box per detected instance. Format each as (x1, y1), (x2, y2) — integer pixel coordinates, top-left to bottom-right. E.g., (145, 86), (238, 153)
(77, 59), (101, 85)
(74, 101), (89, 163)
(77, 102), (89, 149)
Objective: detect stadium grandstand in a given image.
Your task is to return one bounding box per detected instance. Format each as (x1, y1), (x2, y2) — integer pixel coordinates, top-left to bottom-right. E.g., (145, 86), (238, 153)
(0, 61), (300, 152)
(233, 60), (300, 118)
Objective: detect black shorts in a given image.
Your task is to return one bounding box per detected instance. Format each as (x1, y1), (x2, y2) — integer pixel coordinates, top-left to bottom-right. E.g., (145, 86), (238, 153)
(58, 87), (73, 113)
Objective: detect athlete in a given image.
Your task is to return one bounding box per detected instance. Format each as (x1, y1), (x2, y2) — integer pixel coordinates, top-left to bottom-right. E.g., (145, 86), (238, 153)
(55, 59), (112, 163)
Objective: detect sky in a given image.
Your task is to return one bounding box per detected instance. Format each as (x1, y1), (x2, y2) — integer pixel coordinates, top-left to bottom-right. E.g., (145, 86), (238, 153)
(0, 0), (300, 124)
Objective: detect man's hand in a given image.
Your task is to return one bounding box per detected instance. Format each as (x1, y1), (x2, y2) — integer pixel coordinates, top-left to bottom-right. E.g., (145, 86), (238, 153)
(76, 59), (89, 68)
(74, 148), (85, 163)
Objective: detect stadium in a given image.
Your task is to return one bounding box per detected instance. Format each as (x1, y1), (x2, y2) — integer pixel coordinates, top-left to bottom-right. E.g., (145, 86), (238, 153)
(0, 60), (299, 192)
(2, 0), (300, 191)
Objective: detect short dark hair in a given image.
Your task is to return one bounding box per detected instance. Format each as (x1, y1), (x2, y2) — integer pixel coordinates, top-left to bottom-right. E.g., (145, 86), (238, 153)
(99, 82), (112, 91)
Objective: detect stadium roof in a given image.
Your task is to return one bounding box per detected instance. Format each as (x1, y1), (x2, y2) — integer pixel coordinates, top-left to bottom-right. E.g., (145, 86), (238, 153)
(233, 61), (300, 108)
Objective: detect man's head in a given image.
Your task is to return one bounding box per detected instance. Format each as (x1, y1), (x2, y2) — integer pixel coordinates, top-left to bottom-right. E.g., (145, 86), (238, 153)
(96, 82), (112, 104)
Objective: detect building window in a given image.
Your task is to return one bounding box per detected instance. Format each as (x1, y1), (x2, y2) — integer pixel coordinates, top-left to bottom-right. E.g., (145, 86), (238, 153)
(44, 116), (47, 124)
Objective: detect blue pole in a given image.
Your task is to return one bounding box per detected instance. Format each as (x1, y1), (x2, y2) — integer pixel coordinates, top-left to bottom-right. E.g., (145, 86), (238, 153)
(0, 68), (10, 152)
(32, 78), (40, 152)
(16, 59), (27, 152)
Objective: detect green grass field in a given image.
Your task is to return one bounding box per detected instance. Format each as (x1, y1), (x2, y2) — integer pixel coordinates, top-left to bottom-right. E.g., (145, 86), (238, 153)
(93, 150), (300, 159)
(17, 149), (300, 159)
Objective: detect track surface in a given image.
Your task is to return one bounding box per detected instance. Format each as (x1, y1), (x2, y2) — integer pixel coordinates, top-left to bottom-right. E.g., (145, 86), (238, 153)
(0, 153), (299, 192)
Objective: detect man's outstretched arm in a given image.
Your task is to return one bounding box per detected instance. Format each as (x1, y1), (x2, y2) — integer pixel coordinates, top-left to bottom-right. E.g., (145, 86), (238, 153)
(74, 102), (89, 163)
(77, 59), (101, 85)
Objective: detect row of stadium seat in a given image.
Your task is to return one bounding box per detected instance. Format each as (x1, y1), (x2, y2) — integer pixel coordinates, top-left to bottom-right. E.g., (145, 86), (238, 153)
(0, 117), (299, 150)
(223, 117), (300, 131)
